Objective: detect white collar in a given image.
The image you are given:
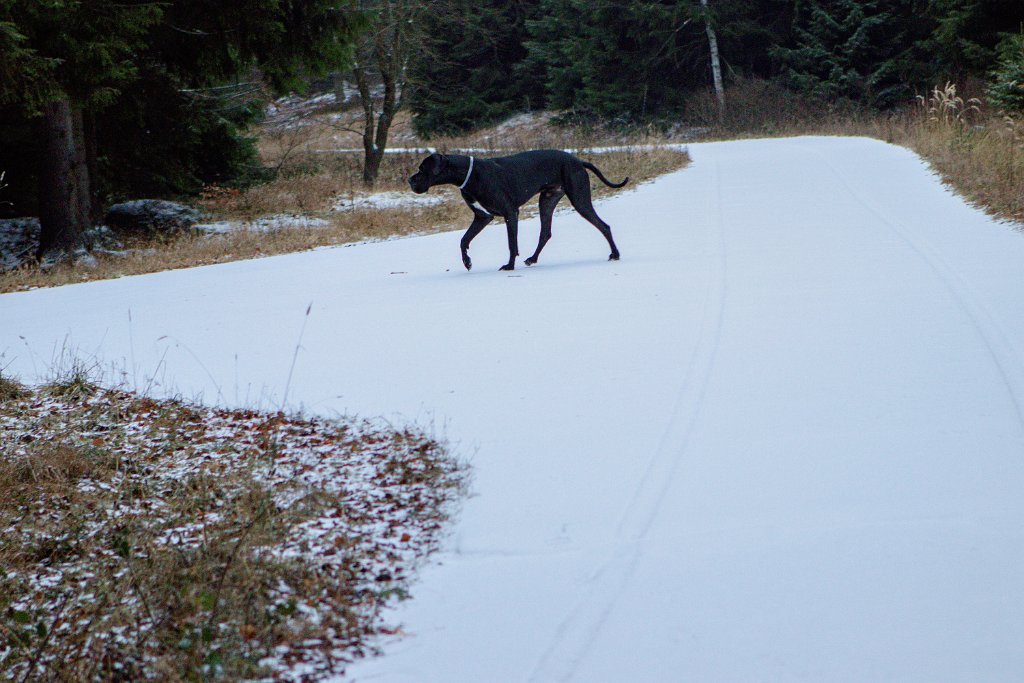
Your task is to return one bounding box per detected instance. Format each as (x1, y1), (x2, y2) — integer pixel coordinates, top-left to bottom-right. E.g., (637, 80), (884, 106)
(459, 156), (475, 190)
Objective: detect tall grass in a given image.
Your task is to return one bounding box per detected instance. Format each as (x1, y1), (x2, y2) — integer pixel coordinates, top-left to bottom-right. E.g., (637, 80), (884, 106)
(904, 84), (1023, 222)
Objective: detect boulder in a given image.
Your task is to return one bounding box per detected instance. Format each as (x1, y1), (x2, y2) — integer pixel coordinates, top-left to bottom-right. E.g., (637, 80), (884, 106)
(0, 219), (122, 272)
(104, 199), (202, 236)
(0, 217), (40, 272)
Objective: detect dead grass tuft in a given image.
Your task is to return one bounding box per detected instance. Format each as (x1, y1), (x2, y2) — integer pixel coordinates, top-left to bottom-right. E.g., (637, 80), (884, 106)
(41, 361), (98, 400)
(0, 372), (25, 401)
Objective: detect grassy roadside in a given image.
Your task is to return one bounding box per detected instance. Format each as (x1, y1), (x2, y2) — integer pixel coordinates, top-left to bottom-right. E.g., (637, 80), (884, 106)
(683, 78), (1024, 224)
(0, 370), (467, 681)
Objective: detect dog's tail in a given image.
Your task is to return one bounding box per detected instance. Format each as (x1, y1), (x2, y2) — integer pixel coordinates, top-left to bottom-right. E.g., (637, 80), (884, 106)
(581, 161), (629, 189)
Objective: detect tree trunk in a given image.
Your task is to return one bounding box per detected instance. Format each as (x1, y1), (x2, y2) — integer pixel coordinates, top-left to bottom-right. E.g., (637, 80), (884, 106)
(367, 66), (398, 185)
(82, 108), (101, 221)
(701, 0), (726, 120)
(353, 1), (414, 186)
(71, 107), (92, 229)
(353, 60), (382, 186)
(37, 96), (88, 262)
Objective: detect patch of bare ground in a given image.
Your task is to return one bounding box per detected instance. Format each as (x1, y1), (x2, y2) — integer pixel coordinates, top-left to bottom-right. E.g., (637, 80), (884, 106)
(0, 370), (467, 681)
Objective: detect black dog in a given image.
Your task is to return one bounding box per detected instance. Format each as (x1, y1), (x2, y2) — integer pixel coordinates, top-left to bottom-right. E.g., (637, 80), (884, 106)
(409, 150), (628, 271)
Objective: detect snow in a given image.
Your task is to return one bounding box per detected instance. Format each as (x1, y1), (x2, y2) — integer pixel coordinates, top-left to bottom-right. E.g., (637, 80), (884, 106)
(3, 136), (1024, 681)
(333, 191), (449, 212)
(196, 212), (332, 234)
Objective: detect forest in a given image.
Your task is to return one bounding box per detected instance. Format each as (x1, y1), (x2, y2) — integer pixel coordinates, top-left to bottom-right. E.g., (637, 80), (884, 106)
(1, 0), (1022, 265)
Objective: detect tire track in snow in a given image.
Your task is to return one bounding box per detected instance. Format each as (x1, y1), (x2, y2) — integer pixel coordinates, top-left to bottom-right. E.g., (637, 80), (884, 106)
(799, 140), (1024, 439)
(527, 156), (728, 682)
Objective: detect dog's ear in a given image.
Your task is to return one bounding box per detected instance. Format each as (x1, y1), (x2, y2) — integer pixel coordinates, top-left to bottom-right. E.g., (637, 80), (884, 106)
(428, 153), (446, 175)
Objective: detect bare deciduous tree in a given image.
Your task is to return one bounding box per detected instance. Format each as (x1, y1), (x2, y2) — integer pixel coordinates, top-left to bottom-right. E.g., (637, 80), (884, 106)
(351, 0), (426, 185)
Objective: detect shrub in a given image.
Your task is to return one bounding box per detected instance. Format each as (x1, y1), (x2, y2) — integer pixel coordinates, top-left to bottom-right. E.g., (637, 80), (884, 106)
(988, 32), (1024, 113)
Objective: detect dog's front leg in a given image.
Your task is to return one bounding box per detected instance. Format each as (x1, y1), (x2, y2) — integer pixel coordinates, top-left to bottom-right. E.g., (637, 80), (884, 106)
(460, 212), (492, 271)
(499, 211), (519, 271)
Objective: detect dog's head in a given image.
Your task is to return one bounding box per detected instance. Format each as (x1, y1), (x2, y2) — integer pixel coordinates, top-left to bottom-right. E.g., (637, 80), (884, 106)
(408, 153), (452, 194)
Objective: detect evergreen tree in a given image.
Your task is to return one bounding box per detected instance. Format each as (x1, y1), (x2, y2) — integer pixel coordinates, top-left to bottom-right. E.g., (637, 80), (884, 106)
(988, 31), (1024, 112)
(771, 0), (933, 108)
(0, 18), (57, 111)
(101, 0), (363, 198)
(924, 0), (1024, 78)
(408, 0), (543, 137)
(525, 0), (704, 124)
(0, 0), (362, 263)
(0, 0), (162, 260)
(712, 0), (795, 79)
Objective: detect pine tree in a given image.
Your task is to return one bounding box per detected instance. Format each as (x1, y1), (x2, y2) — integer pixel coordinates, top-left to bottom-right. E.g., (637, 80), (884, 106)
(0, 0), (162, 262)
(525, 0), (703, 124)
(771, 0), (931, 108)
(0, 0), (363, 264)
(408, 0), (542, 137)
(988, 31), (1024, 112)
(95, 0), (364, 198)
(924, 0), (1024, 78)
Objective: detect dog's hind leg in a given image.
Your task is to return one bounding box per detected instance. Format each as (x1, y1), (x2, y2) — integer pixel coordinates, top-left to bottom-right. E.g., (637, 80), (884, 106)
(460, 211), (493, 270)
(525, 188), (564, 266)
(565, 171), (620, 261)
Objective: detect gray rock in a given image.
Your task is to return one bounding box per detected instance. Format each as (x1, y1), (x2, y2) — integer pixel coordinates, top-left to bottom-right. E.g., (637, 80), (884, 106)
(104, 199), (202, 235)
(0, 219), (125, 273)
(0, 217), (40, 272)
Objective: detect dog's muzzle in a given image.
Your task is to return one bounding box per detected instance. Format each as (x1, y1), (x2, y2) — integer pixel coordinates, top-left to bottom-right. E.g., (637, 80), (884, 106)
(409, 175), (429, 194)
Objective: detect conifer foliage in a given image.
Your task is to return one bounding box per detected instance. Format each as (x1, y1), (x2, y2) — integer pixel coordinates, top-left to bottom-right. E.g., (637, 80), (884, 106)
(0, 0), (363, 263)
(988, 31), (1024, 113)
(407, 0), (543, 137)
(769, 0), (931, 108)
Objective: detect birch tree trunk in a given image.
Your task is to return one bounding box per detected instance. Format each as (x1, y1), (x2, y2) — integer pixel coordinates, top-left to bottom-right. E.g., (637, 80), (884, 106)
(701, 0), (726, 120)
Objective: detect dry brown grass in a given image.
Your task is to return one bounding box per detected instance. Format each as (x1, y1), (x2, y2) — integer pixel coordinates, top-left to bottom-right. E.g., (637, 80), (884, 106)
(898, 97), (1024, 223)
(0, 377), (466, 681)
(683, 78), (1024, 224)
(255, 107), (625, 167)
(0, 372), (24, 400)
(182, 86), (1024, 232)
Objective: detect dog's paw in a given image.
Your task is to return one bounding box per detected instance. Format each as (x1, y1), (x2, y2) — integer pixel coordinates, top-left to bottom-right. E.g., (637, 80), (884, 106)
(499, 264), (515, 271)
(462, 256), (472, 271)
(609, 253), (620, 261)
(524, 257), (537, 266)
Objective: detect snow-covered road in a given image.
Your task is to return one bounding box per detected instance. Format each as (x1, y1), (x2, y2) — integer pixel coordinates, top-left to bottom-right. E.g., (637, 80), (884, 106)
(3, 137), (1024, 681)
